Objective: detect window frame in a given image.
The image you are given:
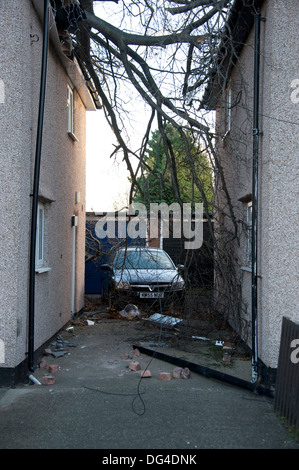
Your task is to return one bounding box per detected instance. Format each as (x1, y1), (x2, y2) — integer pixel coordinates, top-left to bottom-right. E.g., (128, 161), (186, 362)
(67, 84), (74, 134)
(67, 84), (79, 141)
(36, 202), (45, 269)
(226, 86), (232, 133)
(247, 202), (252, 267)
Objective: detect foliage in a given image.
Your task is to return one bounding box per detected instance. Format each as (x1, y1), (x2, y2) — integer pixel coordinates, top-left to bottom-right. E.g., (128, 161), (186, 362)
(133, 125), (213, 210)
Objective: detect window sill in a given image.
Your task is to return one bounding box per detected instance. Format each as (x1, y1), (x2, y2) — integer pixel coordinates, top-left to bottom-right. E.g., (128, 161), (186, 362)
(68, 131), (79, 142)
(241, 266), (252, 273)
(35, 267), (52, 274)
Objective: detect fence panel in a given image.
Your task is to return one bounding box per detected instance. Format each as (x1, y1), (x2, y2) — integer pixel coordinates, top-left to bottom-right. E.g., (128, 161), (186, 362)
(274, 317), (299, 431)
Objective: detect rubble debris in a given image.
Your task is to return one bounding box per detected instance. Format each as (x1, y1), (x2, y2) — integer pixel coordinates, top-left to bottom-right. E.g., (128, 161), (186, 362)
(48, 364), (59, 373)
(140, 370), (151, 378)
(133, 348), (141, 357)
(129, 361), (141, 371)
(173, 367), (191, 379)
(192, 336), (210, 341)
(158, 372), (172, 381)
(52, 350), (69, 358)
(41, 375), (56, 385)
(29, 374), (42, 386)
(120, 304), (141, 320)
(86, 319), (95, 326)
(180, 367), (191, 379)
(147, 313), (182, 328)
(223, 352), (232, 362)
(121, 353), (131, 360)
(223, 341), (235, 350)
(43, 348), (52, 356)
(38, 360), (48, 369)
(173, 367), (183, 379)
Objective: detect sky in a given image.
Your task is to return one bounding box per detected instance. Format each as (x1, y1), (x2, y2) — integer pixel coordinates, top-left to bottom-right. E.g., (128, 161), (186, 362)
(85, 110), (131, 213)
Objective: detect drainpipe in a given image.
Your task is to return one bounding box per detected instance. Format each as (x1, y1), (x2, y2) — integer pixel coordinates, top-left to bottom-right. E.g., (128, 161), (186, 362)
(28, 0), (50, 372)
(251, 12), (264, 384)
(71, 215), (78, 318)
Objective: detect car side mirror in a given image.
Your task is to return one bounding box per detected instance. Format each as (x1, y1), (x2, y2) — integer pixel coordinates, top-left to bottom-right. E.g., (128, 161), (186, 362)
(100, 264), (112, 272)
(177, 264), (184, 272)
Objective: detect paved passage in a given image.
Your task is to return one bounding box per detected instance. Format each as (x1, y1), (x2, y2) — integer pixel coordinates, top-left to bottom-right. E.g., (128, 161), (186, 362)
(0, 318), (298, 450)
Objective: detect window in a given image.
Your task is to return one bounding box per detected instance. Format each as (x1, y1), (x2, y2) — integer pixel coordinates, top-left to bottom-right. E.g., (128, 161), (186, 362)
(67, 85), (78, 141)
(226, 86), (232, 133)
(247, 202), (252, 267)
(36, 202), (45, 268)
(67, 84), (74, 134)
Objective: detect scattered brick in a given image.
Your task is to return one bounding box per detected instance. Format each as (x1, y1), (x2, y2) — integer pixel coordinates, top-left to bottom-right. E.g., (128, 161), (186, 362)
(48, 364), (59, 373)
(121, 353), (130, 360)
(140, 370), (151, 378)
(129, 361), (141, 371)
(39, 360), (48, 369)
(180, 367), (191, 379)
(134, 348), (141, 357)
(173, 367), (183, 379)
(41, 375), (56, 386)
(223, 341), (235, 350)
(223, 353), (232, 362)
(158, 372), (171, 381)
(43, 348), (52, 356)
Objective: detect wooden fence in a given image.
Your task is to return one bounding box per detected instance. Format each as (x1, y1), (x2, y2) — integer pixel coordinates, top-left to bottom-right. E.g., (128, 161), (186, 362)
(274, 317), (299, 433)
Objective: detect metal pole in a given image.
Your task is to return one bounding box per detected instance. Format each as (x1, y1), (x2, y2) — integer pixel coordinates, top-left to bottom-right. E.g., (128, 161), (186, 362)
(28, 0), (50, 372)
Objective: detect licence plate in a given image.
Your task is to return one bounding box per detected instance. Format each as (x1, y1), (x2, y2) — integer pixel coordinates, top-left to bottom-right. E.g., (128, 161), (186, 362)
(139, 292), (164, 299)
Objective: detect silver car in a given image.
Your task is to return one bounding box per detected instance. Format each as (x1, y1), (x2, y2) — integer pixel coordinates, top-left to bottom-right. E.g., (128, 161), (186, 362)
(100, 247), (185, 305)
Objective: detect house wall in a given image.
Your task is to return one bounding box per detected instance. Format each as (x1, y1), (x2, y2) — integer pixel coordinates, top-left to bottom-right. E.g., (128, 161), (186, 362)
(215, 0), (299, 370)
(0, 0), (89, 373)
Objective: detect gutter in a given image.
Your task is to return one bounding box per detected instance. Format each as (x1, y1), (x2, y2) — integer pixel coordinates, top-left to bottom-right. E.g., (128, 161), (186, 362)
(28, 0), (50, 372)
(133, 344), (274, 398)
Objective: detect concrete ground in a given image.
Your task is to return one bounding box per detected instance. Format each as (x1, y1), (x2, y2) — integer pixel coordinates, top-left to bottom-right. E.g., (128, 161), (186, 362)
(0, 306), (298, 450)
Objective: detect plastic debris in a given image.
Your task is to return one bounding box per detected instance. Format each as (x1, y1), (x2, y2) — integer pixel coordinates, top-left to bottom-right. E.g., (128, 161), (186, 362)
(147, 313), (182, 327)
(29, 374), (42, 386)
(119, 304), (141, 320)
(192, 336), (210, 341)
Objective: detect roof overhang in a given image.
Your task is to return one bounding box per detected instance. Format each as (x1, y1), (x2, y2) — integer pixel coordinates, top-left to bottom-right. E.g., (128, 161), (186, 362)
(201, 0), (265, 110)
(32, 0), (101, 111)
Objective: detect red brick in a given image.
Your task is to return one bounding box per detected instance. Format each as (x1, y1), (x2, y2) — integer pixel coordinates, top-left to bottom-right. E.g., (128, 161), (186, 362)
(39, 360), (48, 369)
(41, 375), (56, 386)
(129, 361), (141, 371)
(158, 372), (171, 381)
(140, 370), (151, 378)
(48, 364), (59, 373)
(121, 353), (130, 360)
(180, 367), (191, 379)
(223, 353), (232, 362)
(173, 367), (183, 379)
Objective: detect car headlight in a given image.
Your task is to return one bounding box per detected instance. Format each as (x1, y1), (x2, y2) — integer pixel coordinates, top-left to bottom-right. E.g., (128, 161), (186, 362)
(116, 281), (130, 290)
(172, 279), (185, 289)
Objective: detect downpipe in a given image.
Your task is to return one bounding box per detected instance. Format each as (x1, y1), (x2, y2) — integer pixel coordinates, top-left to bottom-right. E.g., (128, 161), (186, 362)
(251, 12), (265, 384)
(28, 0), (50, 372)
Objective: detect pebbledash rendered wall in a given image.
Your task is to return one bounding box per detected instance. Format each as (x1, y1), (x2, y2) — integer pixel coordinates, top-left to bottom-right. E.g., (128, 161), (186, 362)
(0, 1), (94, 379)
(215, 0), (299, 371)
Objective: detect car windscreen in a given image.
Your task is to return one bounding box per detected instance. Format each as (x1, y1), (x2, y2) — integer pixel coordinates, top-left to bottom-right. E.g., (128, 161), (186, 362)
(114, 250), (174, 270)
